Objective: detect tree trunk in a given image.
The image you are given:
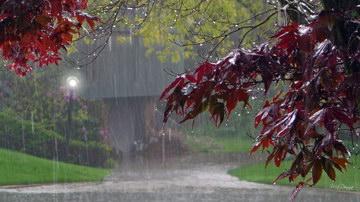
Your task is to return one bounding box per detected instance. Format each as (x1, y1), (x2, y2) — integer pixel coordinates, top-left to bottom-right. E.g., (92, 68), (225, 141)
(321, 0), (359, 11)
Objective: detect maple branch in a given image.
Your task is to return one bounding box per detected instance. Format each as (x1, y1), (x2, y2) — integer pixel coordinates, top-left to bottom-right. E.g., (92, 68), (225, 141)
(237, 11), (277, 47)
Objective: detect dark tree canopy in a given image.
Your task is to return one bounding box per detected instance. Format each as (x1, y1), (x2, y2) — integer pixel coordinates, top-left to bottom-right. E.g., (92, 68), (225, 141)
(161, 0), (359, 198)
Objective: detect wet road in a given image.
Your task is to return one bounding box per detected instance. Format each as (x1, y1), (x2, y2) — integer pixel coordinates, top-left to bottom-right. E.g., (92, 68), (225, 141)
(0, 154), (359, 202)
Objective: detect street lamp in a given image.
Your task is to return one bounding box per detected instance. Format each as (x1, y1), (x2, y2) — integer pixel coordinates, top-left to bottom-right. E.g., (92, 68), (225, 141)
(66, 76), (79, 89)
(65, 76), (79, 157)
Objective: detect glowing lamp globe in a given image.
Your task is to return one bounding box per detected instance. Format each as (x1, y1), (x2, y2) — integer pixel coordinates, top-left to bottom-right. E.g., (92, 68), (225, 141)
(66, 76), (79, 89)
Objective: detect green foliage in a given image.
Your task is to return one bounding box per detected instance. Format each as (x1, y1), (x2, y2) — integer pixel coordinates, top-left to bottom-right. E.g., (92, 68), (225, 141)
(0, 64), (106, 143)
(0, 148), (110, 185)
(141, 1), (271, 60)
(185, 134), (253, 153)
(0, 111), (113, 168)
(87, 0), (273, 63)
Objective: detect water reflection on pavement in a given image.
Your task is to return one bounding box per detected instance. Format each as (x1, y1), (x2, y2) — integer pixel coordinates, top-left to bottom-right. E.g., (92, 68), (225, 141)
(0, 153), (359, 202)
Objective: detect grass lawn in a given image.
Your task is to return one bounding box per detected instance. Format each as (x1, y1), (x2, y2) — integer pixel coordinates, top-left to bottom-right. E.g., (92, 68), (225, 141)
(228, 155), (360, 191)
(0, 149), (110, 186)
(185, 134), (254, 153)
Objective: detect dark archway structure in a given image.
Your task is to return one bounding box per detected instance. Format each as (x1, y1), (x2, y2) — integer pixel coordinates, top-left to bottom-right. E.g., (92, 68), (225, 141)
(79, 35), (185, 158)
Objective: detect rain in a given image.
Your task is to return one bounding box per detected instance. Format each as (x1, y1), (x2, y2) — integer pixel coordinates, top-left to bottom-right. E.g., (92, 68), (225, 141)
(0, 1), (359, 202)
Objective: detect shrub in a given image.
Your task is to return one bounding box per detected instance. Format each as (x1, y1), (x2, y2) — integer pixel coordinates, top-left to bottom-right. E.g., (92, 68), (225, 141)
(0, 111), (113, 168)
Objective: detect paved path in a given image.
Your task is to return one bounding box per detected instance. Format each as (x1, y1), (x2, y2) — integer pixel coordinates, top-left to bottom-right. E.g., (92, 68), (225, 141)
(0, 154), (359, 202)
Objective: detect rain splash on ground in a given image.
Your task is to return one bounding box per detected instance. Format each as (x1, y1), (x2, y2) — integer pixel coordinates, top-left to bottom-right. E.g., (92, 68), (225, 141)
(0, 153), (359, 202)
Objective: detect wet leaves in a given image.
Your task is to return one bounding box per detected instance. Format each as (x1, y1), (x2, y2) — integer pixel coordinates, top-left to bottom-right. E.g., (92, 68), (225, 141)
(312, 160), (323, 185)
(161, 6), (359, 196)
(0, 0), (97, 76)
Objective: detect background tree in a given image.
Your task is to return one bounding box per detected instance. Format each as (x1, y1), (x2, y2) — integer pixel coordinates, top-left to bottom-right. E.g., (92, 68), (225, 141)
(0, 63), (112, 167)
(0, 65), (106, 142)
(68, 0), (274, 68)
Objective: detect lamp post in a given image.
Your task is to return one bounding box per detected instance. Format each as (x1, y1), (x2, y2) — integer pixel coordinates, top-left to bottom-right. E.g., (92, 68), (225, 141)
(65, 76), (79, 157)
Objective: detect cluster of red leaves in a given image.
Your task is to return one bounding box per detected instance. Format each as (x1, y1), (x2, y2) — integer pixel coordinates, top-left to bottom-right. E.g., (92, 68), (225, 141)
(0, 0), (97, 76)
(161, 9), (359, 196)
